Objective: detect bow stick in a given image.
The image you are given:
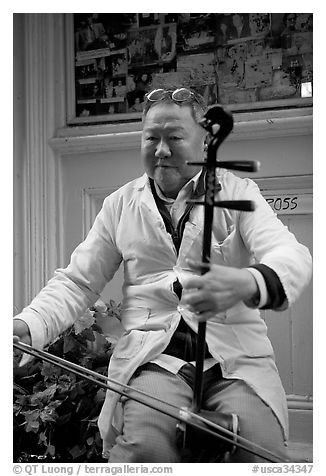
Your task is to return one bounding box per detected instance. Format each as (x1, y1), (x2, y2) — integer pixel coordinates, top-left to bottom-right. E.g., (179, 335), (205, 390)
(13, 341), (288, 462)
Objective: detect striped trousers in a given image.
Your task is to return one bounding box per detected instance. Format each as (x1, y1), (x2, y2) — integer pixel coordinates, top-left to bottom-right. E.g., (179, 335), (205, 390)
(108, 363), (288, 463)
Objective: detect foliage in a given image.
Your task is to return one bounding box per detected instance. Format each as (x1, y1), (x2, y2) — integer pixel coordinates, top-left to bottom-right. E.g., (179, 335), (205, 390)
(13, 300), (121, 462)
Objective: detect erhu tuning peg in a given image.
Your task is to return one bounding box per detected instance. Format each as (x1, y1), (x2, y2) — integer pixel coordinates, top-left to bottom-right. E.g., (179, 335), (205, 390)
(187, 200), (255, 212)
(217, 161), (260, 173)
(187, 160), (260, 173)
(214, 200), (255, 212)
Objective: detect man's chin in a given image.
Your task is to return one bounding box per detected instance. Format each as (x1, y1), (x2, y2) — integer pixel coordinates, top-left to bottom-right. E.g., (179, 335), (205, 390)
(154, 170), (181, 198)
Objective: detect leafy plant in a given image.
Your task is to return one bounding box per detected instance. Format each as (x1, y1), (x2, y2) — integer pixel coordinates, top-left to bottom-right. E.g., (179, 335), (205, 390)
(13, 299), (121, 462)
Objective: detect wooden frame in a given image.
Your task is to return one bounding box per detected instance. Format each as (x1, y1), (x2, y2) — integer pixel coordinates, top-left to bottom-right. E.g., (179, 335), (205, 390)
(65, 13), (313, 126)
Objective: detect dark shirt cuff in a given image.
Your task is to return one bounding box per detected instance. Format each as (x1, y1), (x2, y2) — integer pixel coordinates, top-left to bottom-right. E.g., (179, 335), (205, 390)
(249, 264), (286, 310)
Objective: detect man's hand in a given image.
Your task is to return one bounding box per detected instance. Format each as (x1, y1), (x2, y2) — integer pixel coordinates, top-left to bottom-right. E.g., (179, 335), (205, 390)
(13, 319), (32, 368)
(181, 259), (258, 322)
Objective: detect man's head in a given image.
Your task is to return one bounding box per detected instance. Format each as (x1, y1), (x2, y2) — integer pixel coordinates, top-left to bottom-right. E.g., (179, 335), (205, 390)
(141, 88), (208, 199)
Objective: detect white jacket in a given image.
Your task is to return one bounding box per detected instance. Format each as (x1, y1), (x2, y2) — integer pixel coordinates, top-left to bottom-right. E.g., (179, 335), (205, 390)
(15, 170), (312, 452)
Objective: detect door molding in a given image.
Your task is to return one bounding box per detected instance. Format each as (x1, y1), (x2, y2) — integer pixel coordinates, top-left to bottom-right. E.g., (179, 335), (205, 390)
(16, 14), (66, 307)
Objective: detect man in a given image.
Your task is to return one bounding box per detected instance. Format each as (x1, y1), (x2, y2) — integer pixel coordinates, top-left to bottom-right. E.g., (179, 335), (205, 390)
(14, 87), (312, 463)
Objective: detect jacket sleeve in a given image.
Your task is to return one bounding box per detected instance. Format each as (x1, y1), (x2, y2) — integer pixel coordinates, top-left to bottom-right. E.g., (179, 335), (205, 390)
(236, 177), (312, 311)
(14, 194), (122, 352)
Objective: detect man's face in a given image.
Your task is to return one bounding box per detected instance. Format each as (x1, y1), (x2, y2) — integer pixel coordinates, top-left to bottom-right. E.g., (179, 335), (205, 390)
(141, 102), (205, 198)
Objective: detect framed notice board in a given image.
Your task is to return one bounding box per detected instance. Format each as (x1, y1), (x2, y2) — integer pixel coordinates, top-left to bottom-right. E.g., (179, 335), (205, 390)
(67, 13), (313, 125)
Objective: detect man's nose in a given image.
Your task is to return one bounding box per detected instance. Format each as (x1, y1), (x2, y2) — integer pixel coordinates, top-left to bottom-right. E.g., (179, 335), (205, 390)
(155, 139), (171, 158)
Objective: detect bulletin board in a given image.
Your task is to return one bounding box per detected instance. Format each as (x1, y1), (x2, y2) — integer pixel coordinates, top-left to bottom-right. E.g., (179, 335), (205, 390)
(70, 13), (313, 124)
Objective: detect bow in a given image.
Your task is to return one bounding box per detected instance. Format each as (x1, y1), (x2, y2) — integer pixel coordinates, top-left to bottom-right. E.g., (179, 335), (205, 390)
(13, 342), (286, 463)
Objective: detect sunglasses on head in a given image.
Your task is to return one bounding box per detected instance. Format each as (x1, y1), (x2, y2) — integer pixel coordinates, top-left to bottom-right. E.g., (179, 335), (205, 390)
(145, 88), (199, 104)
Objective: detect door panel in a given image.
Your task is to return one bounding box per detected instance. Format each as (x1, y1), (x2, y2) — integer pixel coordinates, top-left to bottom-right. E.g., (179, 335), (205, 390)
(264, 214), (313, 396)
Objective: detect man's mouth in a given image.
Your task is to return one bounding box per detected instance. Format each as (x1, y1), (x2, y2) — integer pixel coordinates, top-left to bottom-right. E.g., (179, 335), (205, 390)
(156, 163), (176, 168)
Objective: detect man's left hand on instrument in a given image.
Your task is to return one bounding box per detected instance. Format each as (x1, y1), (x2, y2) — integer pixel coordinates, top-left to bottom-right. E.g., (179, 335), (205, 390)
(182, 259), (258, 322)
